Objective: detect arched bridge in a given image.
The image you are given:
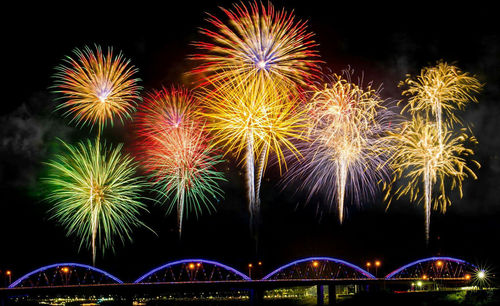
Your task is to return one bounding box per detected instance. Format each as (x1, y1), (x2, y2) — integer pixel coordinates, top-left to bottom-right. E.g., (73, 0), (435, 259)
(263, 257), (375, 280)
(385, 256), (478, 280)
(135, 258), (250, 283)
(8, 262), (122, 288)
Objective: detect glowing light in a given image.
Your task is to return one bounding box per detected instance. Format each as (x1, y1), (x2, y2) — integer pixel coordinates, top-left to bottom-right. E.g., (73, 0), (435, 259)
(436, 260), (443, 267)
(43, 139), (148, 265)
(375, 261), (381, 267)
(465, 274), (471, 280)
(366, 262), (372, 268)
(283, 70), (393, 223)
(188, 263), (196, 270)
(477, 270), (486, 279)
(6, 270), (11, 276)
(417, 281), (423, 287)
(248, 263), (253, 268)
(312, 261), (319, 268)
(61, 267), (70, 273)
(422, 275), (428, 280)
(53, 45), (141, 132)
(190, 1), (321, 89)
(134, 87), (225, 239)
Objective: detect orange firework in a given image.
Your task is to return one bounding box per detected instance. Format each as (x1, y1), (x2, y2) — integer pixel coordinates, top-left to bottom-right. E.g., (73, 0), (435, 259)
(53, 45), (141, 132)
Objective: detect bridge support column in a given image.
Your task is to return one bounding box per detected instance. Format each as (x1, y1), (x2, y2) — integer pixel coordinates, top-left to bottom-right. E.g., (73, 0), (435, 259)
(317, 285), (324, 306)
(249, 288), (263, 306)
(328, 285), (336, 305)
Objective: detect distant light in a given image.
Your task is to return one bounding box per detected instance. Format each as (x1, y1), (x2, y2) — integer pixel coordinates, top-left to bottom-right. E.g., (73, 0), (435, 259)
(258, 261), (262, 266)
(188, 263), (195, 270)
(312, 261), (319, 268)
(422, 275), (428, 280)
(366, 262), (371, 267)
(375, 260), (381, 267)
(196, 263), (201, 267)
(417, 281), (423, 287)
(465, 274), (471, 280)
(61, 267), (69, 273)
(248, 263), (253, 268)
(477, 270), (486, 279)
(436, 260), (443, 267)
(6, 270), (11, 276)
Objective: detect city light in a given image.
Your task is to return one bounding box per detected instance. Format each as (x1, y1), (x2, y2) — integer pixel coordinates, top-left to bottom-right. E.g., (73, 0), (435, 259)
(312, 261), (319, 268)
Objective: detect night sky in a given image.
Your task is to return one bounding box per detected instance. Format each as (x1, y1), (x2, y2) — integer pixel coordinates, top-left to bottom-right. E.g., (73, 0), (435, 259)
(1, 1), (499, 284)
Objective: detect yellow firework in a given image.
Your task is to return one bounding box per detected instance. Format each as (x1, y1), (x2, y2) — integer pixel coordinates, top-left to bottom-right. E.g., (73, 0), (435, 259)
(198, 74), (306, 232)
(384, 116), (479, 243)
(53, 45), (142, 132)
(399, 61), (482, 143)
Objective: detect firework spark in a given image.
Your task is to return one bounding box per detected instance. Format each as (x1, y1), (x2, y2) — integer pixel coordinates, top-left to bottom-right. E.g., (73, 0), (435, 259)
(190, 1), (321, 89)
(283, 71), (393, 224)
(199, 75), (306, 233)
(135, 87), (225, 238)
(53, 45), (142, 133)
(384, 116), (479, 244)
(399, 61), (482, 145)
(43, 139), (148, 265)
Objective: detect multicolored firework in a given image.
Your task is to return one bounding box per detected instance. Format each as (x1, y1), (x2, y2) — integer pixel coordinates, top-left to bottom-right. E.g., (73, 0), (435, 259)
(53, 45), (142, 133)
(43, 139), (148, 265)
(384, 116), (479, 244)
(199, 74), (307, 233)
(190, 1), (321, 89)
(135, 87), (225, 238)
(283, 71), (393, 224)
(399, 61), (482, 145)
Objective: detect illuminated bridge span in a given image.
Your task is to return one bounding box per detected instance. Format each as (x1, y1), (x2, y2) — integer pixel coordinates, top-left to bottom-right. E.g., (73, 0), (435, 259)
(8, 262), (122, 288)
(135, 258), (251, 283)
(263, 257), (375, 280)
(385, 256), (478, 280)
(2, 257), (482, 305)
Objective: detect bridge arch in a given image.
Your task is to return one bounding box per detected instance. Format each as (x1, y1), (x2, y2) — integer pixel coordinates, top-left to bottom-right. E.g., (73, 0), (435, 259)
(262, 257), (375, 280)
(135, 259), (250, 283)
(385, 256), (477, 279)
(9, 263), (122, 288)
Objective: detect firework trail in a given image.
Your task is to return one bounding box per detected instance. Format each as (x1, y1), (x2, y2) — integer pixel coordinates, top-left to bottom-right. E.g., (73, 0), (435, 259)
(190, 0), (321, 89)
(43, 139), (148, 265)
(384, 116), (480, 244)
(199, 75), (305, 234)
(53, 45), (142, 134)
(135, 87), (225, 238)
(283, 70), (393, 224)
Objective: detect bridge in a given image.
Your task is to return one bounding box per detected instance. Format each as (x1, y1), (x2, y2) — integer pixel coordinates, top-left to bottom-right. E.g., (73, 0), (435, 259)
(0, 256), (481, 305)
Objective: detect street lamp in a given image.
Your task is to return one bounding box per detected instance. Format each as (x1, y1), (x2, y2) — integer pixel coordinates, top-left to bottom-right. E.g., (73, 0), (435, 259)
(248, 263), (253, 279)
(375, 261), (381, 277)
(6, 270), (11, 285)
(366, 262), (371, 273)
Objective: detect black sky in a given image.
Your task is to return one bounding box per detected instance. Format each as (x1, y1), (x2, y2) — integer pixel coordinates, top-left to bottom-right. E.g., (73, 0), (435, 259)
(1, 1), (499, 283)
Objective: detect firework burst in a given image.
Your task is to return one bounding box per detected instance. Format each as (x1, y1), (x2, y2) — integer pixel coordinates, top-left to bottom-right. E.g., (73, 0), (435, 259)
(190, 1), (321, 89)
(384, 116), (479, 244)
(283, 71), (393, 224)
(43, 139), (148, 265)
(53, 45), (142, 133)
(199, 74), (306, 233)
(399, 61), (482, 145)
(135, 87), (225, 238)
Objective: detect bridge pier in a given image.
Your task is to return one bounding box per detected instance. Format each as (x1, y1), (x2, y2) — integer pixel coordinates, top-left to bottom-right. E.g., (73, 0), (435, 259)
(328, 285), (336, 305)
(249, 288), (264, 306)
(317, 284), (324, 305)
